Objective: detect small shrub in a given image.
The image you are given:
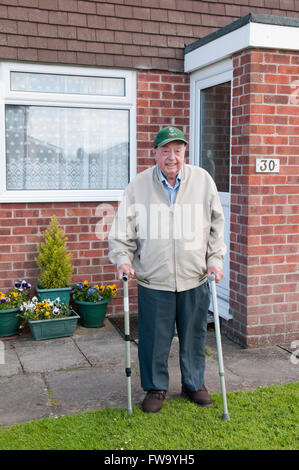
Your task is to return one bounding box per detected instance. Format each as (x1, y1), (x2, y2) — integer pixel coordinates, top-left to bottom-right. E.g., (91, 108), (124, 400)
(35, 215), (73, 289)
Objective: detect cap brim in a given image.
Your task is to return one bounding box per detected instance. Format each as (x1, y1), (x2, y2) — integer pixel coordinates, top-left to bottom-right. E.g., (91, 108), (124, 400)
(155, 137), (188, 148)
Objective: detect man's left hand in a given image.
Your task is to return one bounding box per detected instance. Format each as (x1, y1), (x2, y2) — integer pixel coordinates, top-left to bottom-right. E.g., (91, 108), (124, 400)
(207, 266), (223, 283)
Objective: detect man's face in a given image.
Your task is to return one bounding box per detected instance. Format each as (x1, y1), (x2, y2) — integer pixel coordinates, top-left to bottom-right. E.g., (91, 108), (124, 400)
(154, 141), (186, 182)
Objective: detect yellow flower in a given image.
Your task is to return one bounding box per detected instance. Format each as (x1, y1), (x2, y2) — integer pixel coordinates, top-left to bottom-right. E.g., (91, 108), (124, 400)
(12, 292), (19, 298)
(0, 292), (5, 298)
(45, 311), (50, 317)
(83, 280), (89, 288)
(99, 285), (104, 292)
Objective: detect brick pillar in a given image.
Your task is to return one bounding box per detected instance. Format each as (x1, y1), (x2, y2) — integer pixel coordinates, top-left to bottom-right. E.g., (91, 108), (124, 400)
(229, 48), (299, 347)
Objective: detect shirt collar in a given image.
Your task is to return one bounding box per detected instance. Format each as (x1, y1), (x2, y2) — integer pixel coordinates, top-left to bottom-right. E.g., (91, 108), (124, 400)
(158, 167), (181, 187)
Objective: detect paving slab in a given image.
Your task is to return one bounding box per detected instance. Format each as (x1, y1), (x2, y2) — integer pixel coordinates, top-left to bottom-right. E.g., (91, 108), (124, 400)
(12, 335), (90, 373)
(44, 367), (143, 417)
(0, 374), (50, 426)
(0, 342), (22, 377)
(222, 346), (299, 389)
(73, 321), (139, 369)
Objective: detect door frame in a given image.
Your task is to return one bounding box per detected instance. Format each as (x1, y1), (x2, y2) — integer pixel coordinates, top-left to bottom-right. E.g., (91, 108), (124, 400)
(189, 58), (233, 320)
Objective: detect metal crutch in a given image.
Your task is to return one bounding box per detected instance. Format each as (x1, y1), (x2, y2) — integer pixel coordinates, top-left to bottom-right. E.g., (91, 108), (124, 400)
(208, 273), (230, 421)
(122, 274), (133, 414)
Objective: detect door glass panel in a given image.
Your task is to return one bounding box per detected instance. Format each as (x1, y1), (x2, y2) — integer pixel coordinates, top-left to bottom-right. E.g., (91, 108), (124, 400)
(200, 81), (231, 192)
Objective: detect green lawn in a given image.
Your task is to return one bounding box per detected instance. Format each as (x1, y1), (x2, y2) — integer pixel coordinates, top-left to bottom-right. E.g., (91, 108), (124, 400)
(0, 382), (298, 450)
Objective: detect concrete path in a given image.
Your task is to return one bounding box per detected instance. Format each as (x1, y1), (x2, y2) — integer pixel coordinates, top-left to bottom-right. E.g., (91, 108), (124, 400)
(0, 319), (297, 426)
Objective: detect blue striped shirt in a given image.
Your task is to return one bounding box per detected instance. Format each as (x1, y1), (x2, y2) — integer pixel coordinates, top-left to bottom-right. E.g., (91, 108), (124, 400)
(158, 167), (181, 205)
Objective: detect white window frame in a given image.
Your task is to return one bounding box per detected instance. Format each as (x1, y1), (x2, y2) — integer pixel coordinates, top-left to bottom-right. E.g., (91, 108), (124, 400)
(189, 58), (233, 170)
(0, 62), (136, 202)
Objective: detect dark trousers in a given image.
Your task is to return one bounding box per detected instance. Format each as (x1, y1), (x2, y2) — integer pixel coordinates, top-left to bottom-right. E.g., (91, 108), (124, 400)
(137, 282), (211, 392)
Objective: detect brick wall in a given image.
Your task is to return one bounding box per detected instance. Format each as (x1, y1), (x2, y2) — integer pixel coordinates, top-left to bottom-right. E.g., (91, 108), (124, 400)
(0, 1), (298, 72)
(229, 47), (299, 346)
(137, 70), (190, 171)
(0, 69), (189, 316)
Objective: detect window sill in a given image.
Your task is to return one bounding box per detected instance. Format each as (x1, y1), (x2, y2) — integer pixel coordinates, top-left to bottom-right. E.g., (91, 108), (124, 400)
(0, 189), (124, 203)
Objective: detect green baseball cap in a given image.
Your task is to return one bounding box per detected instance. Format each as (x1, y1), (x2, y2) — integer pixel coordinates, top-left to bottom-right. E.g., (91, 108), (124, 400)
(153, 126), (188, 148)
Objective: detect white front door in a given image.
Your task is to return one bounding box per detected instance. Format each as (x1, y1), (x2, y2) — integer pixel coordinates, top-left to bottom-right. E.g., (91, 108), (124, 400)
(190, 60), (232, 320)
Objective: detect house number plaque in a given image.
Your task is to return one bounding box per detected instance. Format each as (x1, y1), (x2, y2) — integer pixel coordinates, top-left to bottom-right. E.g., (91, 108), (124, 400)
(256, 158), (280, 173)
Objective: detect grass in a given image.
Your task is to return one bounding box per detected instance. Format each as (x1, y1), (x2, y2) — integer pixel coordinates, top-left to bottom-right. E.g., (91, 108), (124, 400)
(0, 382), (298, 450)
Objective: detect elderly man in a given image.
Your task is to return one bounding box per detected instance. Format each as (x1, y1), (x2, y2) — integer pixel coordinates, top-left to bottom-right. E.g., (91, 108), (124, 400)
(109, 126), (226, 413)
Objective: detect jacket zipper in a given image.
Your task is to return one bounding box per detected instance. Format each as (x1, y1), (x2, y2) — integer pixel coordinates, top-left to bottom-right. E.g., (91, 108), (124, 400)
(169, 206), (177, 291)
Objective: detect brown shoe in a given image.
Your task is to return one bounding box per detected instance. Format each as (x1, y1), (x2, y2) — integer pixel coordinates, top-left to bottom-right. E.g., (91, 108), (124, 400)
(142, 390), (166, 413)
(181, 385), (213, 407)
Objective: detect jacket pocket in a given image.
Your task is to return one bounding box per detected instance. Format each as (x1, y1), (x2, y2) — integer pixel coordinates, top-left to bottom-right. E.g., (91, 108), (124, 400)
(137, 239), (169, 279)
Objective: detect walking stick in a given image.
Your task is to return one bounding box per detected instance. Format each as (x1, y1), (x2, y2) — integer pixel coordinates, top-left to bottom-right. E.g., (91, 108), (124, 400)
(208, 274), (230, 421)
(122, 274), (133, 414)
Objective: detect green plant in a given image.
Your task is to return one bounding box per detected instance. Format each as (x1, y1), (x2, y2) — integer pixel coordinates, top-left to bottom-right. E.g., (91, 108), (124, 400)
(35, 215), (73, 289)
(0, 280), (31, 310)
(19, 297), (72, 322)
(72, 280), (117, 303)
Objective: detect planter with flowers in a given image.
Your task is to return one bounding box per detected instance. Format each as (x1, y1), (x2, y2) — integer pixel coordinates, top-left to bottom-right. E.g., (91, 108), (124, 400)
(19, 297), (79, 341)
(72, 281), (117, 328)
(35, 215), (73, 305)
(0, 280), (31, 338)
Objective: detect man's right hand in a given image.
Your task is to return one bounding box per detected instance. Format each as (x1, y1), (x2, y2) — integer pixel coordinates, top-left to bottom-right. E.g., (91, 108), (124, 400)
(117, 264), (135, 281)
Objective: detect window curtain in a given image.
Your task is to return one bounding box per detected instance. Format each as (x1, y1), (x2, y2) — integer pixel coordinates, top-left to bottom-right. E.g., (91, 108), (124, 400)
(6, 105), (129, 191)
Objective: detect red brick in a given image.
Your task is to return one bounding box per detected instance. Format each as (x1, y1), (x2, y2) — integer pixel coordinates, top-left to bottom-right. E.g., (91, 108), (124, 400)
(277, 105), (298, 115)
(265, 53), (290, 64)
(265, 74), (290, 84)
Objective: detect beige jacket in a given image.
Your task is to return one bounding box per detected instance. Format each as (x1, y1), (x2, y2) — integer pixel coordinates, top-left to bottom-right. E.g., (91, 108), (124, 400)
(108, 164), (226, 292)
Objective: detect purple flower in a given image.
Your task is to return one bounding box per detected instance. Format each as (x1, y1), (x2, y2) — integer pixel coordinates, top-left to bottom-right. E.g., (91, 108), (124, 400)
(22, 281), (31, 289)
(14, 279), (31, 291)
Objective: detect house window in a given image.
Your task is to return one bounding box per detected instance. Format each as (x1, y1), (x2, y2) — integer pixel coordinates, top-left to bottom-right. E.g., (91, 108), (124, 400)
(0, 63), (136, 202)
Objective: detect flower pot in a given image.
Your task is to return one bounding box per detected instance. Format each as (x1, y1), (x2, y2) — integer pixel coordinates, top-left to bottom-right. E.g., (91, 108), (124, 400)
(0, 307), (20, 338)
(28, 311), (79, 341)
(74, 299), (110, 328)
(36, 286), (72, 305)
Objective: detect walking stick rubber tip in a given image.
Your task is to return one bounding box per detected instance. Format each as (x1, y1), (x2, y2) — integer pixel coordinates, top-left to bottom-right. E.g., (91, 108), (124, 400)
(222, 413), (230, 421)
